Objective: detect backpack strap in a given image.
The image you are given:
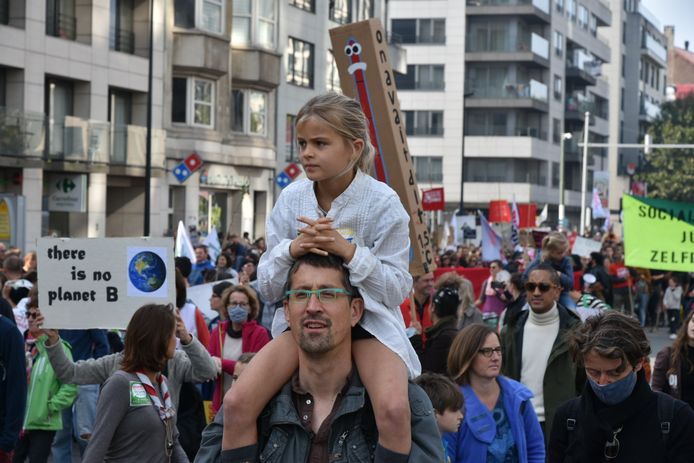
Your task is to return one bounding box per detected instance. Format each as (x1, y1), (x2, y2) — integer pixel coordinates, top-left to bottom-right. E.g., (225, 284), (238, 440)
(655, 391), (675, 450)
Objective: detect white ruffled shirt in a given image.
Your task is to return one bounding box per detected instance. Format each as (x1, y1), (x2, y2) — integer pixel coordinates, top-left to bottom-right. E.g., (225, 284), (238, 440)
(258, 170), (421, 378)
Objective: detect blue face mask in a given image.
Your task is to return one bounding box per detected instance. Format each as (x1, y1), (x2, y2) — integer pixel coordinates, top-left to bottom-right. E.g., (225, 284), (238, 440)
(228, 306), (248, 324)
(588, 370), (637, 405)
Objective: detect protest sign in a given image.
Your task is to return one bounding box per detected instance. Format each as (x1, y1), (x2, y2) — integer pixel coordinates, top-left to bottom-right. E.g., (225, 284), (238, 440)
(571, 236), (603, 258)
(623, 195), (694, 271)
(330, 19), (435, 276)
(38, 237), (175, 329)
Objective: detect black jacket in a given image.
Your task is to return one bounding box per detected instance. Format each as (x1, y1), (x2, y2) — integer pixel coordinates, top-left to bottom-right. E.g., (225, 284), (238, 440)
(548, 370), (694, 463)
(418, 316), (459, 375)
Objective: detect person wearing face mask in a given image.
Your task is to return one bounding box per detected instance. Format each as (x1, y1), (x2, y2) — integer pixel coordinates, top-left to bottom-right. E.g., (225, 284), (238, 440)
(207, 285), (270, 415)
(548, 312), (694, 463)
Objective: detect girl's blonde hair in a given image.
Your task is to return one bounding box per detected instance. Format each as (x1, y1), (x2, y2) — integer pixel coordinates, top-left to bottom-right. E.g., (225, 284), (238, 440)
(542, 231), (570, 253)
(435, 271), (474, 311)
(296, 92), (375, 174)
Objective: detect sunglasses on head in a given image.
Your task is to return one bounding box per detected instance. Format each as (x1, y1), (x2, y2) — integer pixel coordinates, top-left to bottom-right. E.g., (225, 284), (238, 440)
(524, 282), (555, 293)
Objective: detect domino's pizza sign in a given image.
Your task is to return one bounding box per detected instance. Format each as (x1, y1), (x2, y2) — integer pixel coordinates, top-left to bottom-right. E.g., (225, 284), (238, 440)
(275, 162), (302, 189)
(173, 152), (203, 183)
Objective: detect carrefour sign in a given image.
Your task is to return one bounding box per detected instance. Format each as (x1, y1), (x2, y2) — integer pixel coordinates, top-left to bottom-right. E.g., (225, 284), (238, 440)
(48, 174), (87, 213)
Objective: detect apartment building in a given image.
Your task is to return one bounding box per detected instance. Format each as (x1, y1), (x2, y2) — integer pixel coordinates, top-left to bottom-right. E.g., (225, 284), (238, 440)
(603, 0), (666, 214)
(0, 0), (281, 250)
(389, 0), (612, 228)
(0, 0), (168, 251)
(275, 0), (387, 171)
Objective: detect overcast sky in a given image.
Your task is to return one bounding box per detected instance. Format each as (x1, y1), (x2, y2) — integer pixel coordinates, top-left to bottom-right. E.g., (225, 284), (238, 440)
(640, 0), (694, 49)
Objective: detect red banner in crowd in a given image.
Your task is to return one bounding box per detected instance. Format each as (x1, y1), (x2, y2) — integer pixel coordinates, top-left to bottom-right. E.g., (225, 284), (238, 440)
(422, 188), (445, 211)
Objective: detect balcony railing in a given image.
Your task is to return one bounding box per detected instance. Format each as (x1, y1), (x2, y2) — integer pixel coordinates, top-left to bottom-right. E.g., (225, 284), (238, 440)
(466, 0), (550, 13)
(642, 34), (667, 62)
(568, 49), (601, 75)
(46, 12), (76, 40)
(110, 27), (135, 54)
(0, 107), (46, 158)
(467, 31), (548, 58)
(470, 79), (548, 102)
(110, 125), (166, 168)
(47, 116), (109, 163)
(566, 93), (595, 114)
(640, 98), (661, 120)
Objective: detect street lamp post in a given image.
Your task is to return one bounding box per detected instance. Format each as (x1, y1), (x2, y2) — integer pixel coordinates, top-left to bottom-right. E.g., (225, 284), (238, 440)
(144, 0), (154, 236)
(558, 132), (572, 225)
(579, 111), (590, 234)
(457, 92), (475, 216)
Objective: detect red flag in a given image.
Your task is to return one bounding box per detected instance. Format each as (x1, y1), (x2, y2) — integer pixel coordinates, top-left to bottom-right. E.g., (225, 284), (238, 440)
(184, 152), (203, 172)
(422, 188), (445, 211)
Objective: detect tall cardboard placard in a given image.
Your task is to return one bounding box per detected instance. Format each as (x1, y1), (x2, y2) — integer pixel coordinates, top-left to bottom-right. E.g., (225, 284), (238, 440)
(330, 19), (435, 276)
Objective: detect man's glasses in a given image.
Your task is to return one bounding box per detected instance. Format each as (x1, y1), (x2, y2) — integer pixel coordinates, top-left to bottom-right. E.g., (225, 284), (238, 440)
(604, 427), (623, 460)
(478, 347), (503, 358)
(285, 288), (352, 305)
(524, 282), (556, 293)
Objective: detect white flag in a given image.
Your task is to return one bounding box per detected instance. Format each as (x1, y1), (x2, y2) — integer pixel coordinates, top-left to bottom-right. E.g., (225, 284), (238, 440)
(203, 226), (221, 262)
(537, 204), (548, 225)
(175, 221), (195, 261)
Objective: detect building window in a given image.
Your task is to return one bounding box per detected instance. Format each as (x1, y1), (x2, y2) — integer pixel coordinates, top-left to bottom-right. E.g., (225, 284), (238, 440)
(578, 5), (588, 29)
(231, 89), (267, 136)
(413, 156), (443, 183)
(552, 161), (560, 187)
(404, 111), (444, 136)
(232, 0), (275, 48)
(110, 0), (134, 54)
(589, 14), (597, 36)
(171, 77), (215, 128)
(553, 75), (562, 100)
(391, 18), (445, 44)
(286, 37), (314, 88)
(355, 0), (374, 21)
(326, 51), (342, 93)
(46, 78), (75, 157)
(289, 0), (314, 13)
(329, 0), (351, 25)
(395, 65), (445, 90)
(174, 0), (224, 34)
(556, 0), (564, 12)
(566, 0), (576, 21)
(554, 31), (563, 57)
(285, 114), (297, 162)
(46, 0), (76, 40)
(621, 54), (625, 77)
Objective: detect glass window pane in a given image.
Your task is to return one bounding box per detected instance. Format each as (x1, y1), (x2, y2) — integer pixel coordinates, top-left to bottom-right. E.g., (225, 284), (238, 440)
(249, 91), (266, 135)
(233, 0), (251, 14)
(258, 20), (274, 48)
(231, 89), (244, 132)
(391, 19), (416, 43)
(232, 17), (251, 45)
(419, 19), (432, 43)
(433, 19), (445, 43)
(260, 0), (275, 20)
(285, 114), (297, 161)
(195, 80), (212, 103)
(202, 1), (222, 33)
(194, 104), (211, 126)
(172, 77), (187, 123)
(174, 0), (195, 28)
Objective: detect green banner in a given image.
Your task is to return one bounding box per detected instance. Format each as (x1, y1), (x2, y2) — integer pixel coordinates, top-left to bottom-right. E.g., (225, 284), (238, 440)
(623, 195), (694, 271)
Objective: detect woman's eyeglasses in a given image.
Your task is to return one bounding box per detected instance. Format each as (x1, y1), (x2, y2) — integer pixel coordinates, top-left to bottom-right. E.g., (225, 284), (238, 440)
(25, 311), (38, 319)
(478, 347), (503, 358)
(524, 282), (556, 293)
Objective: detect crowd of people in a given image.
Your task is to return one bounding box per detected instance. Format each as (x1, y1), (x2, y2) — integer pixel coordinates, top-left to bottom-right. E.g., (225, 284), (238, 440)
(1, 92), (693, 463)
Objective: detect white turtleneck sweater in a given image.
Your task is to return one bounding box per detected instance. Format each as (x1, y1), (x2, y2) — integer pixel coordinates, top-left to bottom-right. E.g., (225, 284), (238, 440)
(520, 303), (560, 423)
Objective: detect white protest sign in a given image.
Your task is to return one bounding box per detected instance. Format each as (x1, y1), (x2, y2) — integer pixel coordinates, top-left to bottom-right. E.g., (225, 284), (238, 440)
(38, 237), (175, 329)
(571, 236), (602, 258)
(186, 278), (237, 321)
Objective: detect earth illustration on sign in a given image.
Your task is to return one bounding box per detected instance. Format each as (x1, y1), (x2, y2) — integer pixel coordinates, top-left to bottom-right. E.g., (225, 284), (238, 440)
(128, 251), (166, 293)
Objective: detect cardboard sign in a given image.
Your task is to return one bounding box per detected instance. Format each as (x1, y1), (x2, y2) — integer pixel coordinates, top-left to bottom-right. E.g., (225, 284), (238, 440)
(186, 278), (237, 321)
(38, 238), (175, 329)
(623, 195), (694, 271)
(571, 236), (602, 258)
(330, 19), (435, 276)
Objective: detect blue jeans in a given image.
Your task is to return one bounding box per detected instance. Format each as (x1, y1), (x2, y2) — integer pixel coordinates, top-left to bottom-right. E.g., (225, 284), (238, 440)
(636, 293), (649, 326)
(51, 384), (98, 461)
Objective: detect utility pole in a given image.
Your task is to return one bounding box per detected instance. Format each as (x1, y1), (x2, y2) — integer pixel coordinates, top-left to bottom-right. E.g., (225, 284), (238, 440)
(579, 111), (590, 234)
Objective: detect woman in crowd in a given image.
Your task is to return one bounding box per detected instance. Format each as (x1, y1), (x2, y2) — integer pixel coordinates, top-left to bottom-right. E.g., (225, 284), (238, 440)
(435, 271), (481, 330)
(207, 281), (234, 332)
(13, 289), (77, 463)
(207, 285), (269, 414)
(475, 260), (508, 321)
(82, 304), (187, 462)
(445, 324), (544, 463)
(652, 310), (694, 409)
(416, 286), (460, 375)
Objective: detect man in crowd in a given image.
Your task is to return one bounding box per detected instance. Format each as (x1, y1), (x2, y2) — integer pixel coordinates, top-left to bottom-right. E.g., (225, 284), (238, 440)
(400, 272), (435, 339)
(501, 263), (584, 439)
(549, 312), (694, 462)
(195, 254), (444, 462)
(609, 251), (633, 315)
(0, 312), (26, 462)
(190, 245), (215, 286)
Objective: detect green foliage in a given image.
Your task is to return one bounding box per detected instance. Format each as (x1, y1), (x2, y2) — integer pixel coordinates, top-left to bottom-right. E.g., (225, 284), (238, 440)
(636, 96), (694, 202)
